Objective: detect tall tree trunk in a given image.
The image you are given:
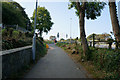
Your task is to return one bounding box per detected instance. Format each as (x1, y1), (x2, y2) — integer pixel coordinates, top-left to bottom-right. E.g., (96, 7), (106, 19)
(109, 2), (120, 44)
(76, 2), (89, 56)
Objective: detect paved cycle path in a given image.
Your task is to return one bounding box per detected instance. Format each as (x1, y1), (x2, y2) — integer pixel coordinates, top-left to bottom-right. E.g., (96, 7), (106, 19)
(24, 44), (87, 78)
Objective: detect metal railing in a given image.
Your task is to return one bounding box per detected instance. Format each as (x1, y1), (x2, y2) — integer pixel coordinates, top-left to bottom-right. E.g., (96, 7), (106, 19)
(2, 24), (30, 32)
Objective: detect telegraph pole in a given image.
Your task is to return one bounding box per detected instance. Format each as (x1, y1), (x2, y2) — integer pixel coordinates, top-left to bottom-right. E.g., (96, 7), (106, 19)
(118, 1), (120, 25)
(70, 18), (72, 42)
(32, 0), (38, 62)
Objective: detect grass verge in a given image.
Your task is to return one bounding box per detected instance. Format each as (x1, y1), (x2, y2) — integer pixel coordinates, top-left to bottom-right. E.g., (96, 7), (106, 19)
(56, 42), (120, 79)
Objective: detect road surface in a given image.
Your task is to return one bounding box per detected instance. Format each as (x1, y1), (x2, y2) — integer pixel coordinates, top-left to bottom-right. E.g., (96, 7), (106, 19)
(24, 44), (87, 78)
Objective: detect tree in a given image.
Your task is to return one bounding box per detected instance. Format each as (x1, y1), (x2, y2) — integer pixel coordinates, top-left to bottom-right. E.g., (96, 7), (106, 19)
(31, 6), (53, 37)
(11, 2), (31, 30)
(2, 2), (30, 29)
(87, 33), (96, 40)
(107, 38), (114, 49)
(49, 36), (56, 41)
(69, 1), (106, 57)
(87, 33), (112, 41)
(60, 38), (64, 41)
(109, 1), (120, 46)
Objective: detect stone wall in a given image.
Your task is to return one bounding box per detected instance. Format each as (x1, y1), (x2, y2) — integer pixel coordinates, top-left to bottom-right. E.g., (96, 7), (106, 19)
(1, 46), (32, 79)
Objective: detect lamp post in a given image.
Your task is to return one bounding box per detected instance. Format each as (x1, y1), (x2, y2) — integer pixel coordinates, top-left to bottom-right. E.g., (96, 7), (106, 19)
(70, 18), (72, 43)
(118, 1), (120, 25)
(32, 0), (38, 62)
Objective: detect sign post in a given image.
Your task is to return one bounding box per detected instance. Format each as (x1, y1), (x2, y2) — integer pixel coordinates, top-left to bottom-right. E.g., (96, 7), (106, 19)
(57, 32), (59, 41)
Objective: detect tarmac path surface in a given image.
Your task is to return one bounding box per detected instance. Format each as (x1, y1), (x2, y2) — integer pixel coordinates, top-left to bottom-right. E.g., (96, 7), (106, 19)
(24, 44), (87, 78)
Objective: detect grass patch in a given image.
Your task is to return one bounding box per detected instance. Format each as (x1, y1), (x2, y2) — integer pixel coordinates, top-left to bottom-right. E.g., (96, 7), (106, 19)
(57, 42), (120, 79)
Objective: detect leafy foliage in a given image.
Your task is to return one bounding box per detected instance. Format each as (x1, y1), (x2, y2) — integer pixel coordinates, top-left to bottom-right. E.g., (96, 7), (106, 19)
(57, 42), (120, 79)
(60, 38), (65, 41)
(87, 33), (112, 41)
(89, 48), (120, 71)
(2, 28), (32, 50)
(2, 2), (31, 29)
(49, 36), (56, 40)
(35, 37), (47, 61)
(68, 1), (106, 57)
(12, 30), (19, 39)
(107, 38), (114, 44)
(31, 6), (53, 36)
(68, 1), (106, 20)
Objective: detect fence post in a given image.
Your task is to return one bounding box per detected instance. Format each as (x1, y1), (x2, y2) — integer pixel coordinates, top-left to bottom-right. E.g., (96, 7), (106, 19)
(90, 41), (92, 47)
(16, 24), (18, 30)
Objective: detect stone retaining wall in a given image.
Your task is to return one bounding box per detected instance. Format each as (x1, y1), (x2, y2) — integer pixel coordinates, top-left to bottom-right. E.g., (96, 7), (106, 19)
(1, 46), (32, 79)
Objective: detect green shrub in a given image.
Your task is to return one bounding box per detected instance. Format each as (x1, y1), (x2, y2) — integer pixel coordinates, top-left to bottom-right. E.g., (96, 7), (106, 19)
(89, 48), (120, 72)
(21, 33), (26, 39)
(9, 28), (14, 37)
(104, 72), (120, 80)
(35, 39), (47, 61)
(12, 30), (19, 39)
(29, 32), (33, 37)
(56, 43), (61, 46)
(57, 43), (120, 79)
(2, 40), (13, 50)
(2, 29), (8, 37)
(2, 38), (32, 50)
(56, 42), (68, 47)
(2, 29), (33, 50)
(78, 46), (83, 54)
(107, 38), (113, 49)
(25, 32), (33, 38)
(19, 31), (22, 37)
(45, 41), (54, 44)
